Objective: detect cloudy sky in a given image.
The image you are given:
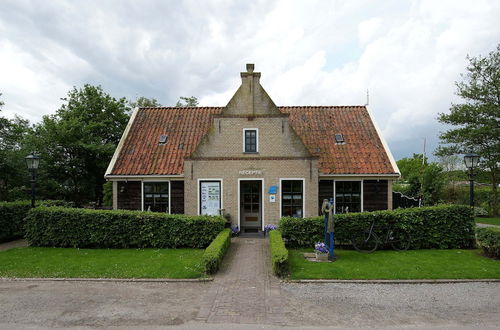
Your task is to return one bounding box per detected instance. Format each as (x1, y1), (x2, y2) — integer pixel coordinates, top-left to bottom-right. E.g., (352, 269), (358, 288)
(0, 0), (499, 160)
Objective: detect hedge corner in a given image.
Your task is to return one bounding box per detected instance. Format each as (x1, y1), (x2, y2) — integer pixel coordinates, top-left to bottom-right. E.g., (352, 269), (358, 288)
(202, 228), (232, 275)
(269, 230), (289, 277)
(476, 227), (500, 259)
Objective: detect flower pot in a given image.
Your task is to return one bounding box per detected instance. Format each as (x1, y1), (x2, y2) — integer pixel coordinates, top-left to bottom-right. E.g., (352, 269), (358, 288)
(315, 251), (329, 261)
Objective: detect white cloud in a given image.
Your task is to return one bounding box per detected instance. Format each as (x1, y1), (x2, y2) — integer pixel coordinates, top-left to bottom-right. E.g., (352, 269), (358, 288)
(0, 0), (499, 159)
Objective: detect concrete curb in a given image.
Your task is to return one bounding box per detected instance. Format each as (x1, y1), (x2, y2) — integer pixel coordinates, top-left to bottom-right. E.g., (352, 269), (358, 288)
(284, 279), (500, 284)
(0, 277), (213, 283)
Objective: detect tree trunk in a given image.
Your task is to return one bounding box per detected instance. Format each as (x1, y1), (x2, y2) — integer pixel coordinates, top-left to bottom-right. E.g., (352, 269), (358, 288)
(491, 170), (498, 216)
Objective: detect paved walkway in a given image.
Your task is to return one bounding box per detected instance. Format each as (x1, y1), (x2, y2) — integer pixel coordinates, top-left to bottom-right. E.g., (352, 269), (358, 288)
(0, 239), (28, 251)
(477, 222), (500, 228)
(197, 237), (286, 325)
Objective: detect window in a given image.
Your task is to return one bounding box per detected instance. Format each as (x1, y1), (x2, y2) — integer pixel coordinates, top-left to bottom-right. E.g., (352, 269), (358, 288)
(143, 182), (169, 213)
(335, 181), (361, 213)
(244, 129), (258, 153)
(199, 180), (221, 216)
(281, 180), (303, 218)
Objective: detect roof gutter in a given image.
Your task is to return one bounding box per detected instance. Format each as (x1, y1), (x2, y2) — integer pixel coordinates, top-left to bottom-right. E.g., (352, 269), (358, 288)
(105, 174), (184, 180)
(104, 107), (139, 178)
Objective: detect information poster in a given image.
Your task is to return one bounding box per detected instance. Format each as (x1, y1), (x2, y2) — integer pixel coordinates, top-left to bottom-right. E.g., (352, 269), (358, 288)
(200, 181), (221, 216)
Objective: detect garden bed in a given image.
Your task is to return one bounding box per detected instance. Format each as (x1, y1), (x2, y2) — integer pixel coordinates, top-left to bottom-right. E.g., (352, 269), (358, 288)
(0, 247), (205, 279)
(288, 248), (500, 280)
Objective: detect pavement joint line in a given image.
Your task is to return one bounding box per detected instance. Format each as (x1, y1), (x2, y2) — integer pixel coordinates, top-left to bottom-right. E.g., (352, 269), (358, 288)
(284, 278), (500, 284)
(0, 277), (213, 283)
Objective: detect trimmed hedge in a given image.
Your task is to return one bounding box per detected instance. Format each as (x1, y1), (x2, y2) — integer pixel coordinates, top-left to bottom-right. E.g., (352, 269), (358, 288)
(280, 205), (475, 249)
(476, 227), (500, 259)
(25, 207), (225, 248)
(202, 228), (231, 274)
(269, 230), (289, 277)
(0, 201), (31, 243)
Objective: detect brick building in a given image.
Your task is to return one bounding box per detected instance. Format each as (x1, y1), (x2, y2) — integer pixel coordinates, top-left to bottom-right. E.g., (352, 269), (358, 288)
(105, 64), (400, 232)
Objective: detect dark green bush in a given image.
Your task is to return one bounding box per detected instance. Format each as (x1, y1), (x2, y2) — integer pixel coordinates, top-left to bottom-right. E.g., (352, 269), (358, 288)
(0, 201), (31, 243)
(202, 228), (231, 274)
(280, 205), (475, 249)
(25, 207), (225, 248)
(269, 230), (289, 277)
(476, 227), (500, 259)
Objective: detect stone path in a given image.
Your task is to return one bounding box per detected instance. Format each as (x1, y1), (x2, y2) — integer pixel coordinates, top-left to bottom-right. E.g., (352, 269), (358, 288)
(197, 237), (286, 325)
(0, 239), (28, 251)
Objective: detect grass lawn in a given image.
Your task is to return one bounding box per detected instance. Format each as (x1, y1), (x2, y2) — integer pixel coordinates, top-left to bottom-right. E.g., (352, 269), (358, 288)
(0, 247), (205, 278)
(289, 249), (500, 280)
(475, 217), (500, 226)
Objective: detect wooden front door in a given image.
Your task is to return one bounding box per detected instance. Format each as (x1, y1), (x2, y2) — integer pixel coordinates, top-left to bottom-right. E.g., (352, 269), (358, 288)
(240, 180), (262, 231)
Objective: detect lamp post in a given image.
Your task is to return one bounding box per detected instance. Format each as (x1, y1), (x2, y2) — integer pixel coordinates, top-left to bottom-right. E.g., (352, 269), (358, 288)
(25, 152), (40, 208)
(464, 152), (480, 208)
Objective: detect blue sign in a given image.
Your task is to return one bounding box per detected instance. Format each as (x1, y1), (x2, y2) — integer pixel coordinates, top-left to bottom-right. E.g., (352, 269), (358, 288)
(268, 185), (278, 194)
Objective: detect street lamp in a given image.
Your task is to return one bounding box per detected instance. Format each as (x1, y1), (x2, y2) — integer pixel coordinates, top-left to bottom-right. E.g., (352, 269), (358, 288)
(25, 152), (40, 208)
(464, 152), (480, 208)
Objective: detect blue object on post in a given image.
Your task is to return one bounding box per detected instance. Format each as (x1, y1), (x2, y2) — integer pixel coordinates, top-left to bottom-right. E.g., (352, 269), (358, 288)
(268, 186), (278, 194)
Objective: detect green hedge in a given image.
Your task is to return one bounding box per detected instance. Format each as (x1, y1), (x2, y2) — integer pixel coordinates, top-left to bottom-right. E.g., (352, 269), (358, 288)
(0, 201), (31, 243)
(269, 230), (289, 277)
(280, 205), (475, 249)
(25, 207), (225, 248)
(202, 228), (231, 274)
(476, 227), (500, 259)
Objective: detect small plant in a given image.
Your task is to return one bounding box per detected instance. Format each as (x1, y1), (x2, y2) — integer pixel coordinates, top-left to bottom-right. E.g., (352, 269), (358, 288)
(314, 242), (328, 254)
(231, 225), (240, 236)
(474, 207), (488, 217)
(264, 224), (278, 231)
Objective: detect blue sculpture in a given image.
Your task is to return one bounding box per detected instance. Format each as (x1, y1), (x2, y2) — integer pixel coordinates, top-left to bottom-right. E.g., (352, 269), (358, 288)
(321, 198), (336, 261)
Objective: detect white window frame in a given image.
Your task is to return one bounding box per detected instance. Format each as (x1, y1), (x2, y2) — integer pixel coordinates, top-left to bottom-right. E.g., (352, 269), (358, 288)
(141, 180), (171, 213)
(237, 178), (265, 231)
(243, 128), (259, 153)
(279, 178), (306, 218)
(197, 178), (224, 216)
(333, 179), (364, 214)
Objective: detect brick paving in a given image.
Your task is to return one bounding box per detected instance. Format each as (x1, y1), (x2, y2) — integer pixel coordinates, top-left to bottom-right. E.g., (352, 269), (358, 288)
(197, 237), (287, 325)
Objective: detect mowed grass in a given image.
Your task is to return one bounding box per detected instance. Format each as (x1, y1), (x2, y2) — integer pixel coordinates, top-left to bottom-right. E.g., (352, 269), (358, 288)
(289, 249), (500, 280)
(0, 247), (205, 278)
(476, 217), (500, 226)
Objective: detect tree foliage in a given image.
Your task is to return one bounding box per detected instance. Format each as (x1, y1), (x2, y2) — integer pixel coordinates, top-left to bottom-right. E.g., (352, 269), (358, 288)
(30, 85), (130, 205)
(128, 96), (162, 108)
(175, 96), (199, 107)
(437, 44), (500, 215)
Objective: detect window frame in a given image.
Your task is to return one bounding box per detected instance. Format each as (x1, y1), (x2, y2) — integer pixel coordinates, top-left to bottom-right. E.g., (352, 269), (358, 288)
(334, 179), (363, 214)
(279, 178), (305, 218)
(243, 128), (259, 153)
(141, 181), (170, 213)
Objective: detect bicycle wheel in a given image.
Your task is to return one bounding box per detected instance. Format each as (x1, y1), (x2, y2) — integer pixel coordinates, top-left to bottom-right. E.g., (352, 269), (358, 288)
(389, 229), (411, 251)
(351, 230), (378, 253)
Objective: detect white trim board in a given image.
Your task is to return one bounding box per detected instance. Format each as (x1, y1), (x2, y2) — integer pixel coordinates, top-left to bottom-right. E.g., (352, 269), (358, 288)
(237, 178), (265, 231)
(365, 105), (400, 176)
(279, 178), (306, 218)
(105, 107), (139, 177)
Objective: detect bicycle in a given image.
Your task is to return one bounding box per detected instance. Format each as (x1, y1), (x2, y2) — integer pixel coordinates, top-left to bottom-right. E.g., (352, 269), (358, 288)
(350, 221), (411, 253)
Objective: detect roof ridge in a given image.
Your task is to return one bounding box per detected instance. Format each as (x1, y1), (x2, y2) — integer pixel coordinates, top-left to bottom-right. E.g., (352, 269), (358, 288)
(139, 106), (225, 110)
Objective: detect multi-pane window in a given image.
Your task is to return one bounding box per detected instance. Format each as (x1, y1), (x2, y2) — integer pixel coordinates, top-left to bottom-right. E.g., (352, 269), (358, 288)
(143, 182), (169, 213)
(244, 129), (257, 152)
(335, 181), (361, 213)
(281, 180), (303, 218)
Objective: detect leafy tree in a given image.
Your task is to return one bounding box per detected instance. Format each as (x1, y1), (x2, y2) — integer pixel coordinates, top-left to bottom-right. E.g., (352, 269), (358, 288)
(437, 44), (500, 215)
(128, 96), (162, 108)
(175, 96), (198, 107)
(395, 154), (445, 205)
(31, 85), (130, 205)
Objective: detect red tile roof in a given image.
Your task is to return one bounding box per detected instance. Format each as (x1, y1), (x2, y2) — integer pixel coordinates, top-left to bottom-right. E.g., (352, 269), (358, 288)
(108, 106), (397, 176)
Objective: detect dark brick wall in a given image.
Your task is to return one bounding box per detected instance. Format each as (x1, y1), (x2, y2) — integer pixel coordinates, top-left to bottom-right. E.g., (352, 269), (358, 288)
(117, 181), (142, 210)
(170, 181), (185, 214)
(363, 180), (388, 211)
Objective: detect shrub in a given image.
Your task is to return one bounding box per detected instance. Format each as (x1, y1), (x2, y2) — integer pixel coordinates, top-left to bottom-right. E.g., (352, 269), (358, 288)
(474, 207), (489, 217)
(280, 205), (475, 249)
(0, 201), (31, 243)
(202, 228), (231, 274)
(269, 230), (289, 277)
(25, 207), (225, 248)
(476, 227), (500, 259)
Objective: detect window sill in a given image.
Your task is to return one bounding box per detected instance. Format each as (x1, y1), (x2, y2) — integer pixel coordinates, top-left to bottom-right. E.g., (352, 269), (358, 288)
(243, 152), (259, 154)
